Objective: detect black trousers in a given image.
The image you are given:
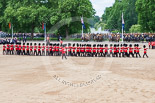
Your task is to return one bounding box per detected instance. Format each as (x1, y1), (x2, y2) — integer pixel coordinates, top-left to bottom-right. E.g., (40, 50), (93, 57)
(143, 53), (148, 58)
(42, 51), (45, 56)
(62, 53), (67, 59)
(104, 52), (108, 57)
(34, 50), (37, 56)
(7, 49), (10, 55)
(3, 50), (6, 55)
(30, 50), (33, 56)
(50, 51), (53, 56)
(76, 52), (80, 57)
(10, 50), (14, 55)
(27, 50), (30, 55)
(22, 50), (26, 55)
(38, 51), (41, 56)
(110, 52), (113, 57)
(46, 51), (49, 56)
(136, 52), (141, 58)
(129, 52), (134, 57)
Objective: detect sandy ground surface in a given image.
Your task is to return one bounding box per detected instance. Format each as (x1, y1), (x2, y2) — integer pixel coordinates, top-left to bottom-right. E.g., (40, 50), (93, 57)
(0, 43), (155, 103)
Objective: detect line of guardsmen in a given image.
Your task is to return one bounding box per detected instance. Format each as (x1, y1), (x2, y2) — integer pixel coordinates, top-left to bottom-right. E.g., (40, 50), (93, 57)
(2, 43), (149, 58)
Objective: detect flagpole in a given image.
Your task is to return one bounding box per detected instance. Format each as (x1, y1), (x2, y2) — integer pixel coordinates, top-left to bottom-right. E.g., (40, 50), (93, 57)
(82, 16), (84, 40)
(122, 12), (124, 43)
(44, 23), (47, 56)
(12, 24), (13, 40)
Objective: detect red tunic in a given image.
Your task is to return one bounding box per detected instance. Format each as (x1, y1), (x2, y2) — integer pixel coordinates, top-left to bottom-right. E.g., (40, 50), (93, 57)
(15, 45), (18, 51)
(30, 46), (33, 51)
(46, 46), (49, 51)
(68, 46), (72, 52)
(99, 47), (104, 53)
(77, 47), (80, 52)
(52, 46), (56, 52)
(49, 46), (52, 51)
(120, 47), (124, 53)
(34, 46), (37, 51)
(110, 47), (113, 53)
(93, 47), (96, 53)
(42, 46), (45, 51)
(129, 47), (133, 53)
(116, 47), (119, 53)
(7, 44), (10, 50)
(72, 47), (76, 52)
(27, 46), (29, 51)
(144, 48), (148, 53)
(19, 45), (22, 51)
(3, 45), (6, 51)
(136, 47), (141, 53)
(23, 45), (25, 51)
(104, 47), (108, 53)
(56, 46), (59, 52)
(38, 46), (41, 51)
(10, 45), (14, 51)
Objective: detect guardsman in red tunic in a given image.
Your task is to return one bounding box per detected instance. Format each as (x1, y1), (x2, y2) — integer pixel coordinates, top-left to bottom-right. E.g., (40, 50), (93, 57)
(89, 44), (92, 57)
(56, 44), (59, 56)
(67, 43), (72, 56)
(38, 43), (41, 56)
(76, 43), (80, 57)
(34, 43), (37, 56)
(136, 44), (141, 58)
(92, 44), (97, 57)
(109, 44), (113, 57)
(3, 43), (6, 55)
(124, 44), (129, 57)
(96, 44), (100, 57)
(129, 44), (134, 57)
(148, 42), (151, 49)
(46, 44), (49, 56)
(113, 44), (117, 57)
(53, 44), (56, 56)
(26, 43), (30, 55)
(143, 45), (148, 58)
(10, 43), (14, 55)
(80, 44), (84, 57)
(6, 43), (10, 55)
(72, 44), (76, 56)
(116, 44), (119, 57)
(49, 43), (53, 56)
(99, 44), (104, 57)
(22, 43), (26, 55)
(18, 43), (22, 55)
(42, 43), (45, 56)
(15, 43), (19, 55)
(62, 44), (67, 59)
(104, 44), (108, 57)
(120, 44), (124, 57)
(30, 43), (33, 56)
(134, 44), (137, 57)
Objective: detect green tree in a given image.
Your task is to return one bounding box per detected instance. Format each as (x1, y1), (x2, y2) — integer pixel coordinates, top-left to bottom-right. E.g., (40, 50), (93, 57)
(129, 24), (142, 33)
(50, 0), (95, 37)
(102, 0), (138, 32)
(3, 0), (56, 38)
(136, 0), (155, 32)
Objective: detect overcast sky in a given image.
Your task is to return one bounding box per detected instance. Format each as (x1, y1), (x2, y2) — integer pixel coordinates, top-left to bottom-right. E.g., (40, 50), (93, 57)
(90, 0), (115, 17)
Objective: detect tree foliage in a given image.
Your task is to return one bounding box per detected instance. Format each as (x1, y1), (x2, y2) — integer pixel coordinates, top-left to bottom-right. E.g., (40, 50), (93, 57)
(136, 0), (155, 32)
(1, 0), (95, 37)
(102, 0), (138, 32)
(129, 24), (142, 33)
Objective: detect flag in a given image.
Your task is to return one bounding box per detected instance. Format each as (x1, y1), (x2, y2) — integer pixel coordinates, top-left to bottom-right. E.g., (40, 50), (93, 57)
(122, 13), (125, 30)
(9, 22), (11, 29)
(42, 23), (46, 31)
(81, 17), (86, 29)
